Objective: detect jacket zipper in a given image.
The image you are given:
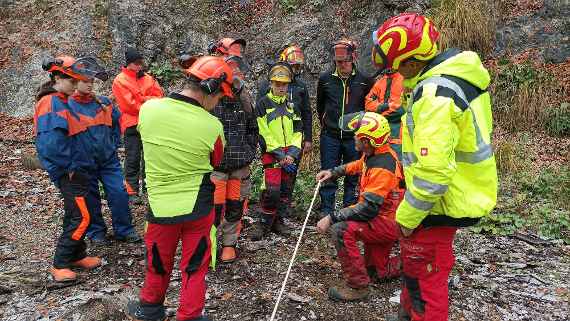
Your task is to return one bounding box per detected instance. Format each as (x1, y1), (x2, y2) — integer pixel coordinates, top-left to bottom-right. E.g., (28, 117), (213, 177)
(340, 78), (347, 140)
(281, 103), (287, 147)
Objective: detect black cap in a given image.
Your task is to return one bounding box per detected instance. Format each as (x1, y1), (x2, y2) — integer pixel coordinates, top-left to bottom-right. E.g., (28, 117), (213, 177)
(125, 47), (143, 65)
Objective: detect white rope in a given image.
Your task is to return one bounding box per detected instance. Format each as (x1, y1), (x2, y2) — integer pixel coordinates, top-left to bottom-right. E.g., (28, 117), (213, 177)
(269, 180), (322, 321)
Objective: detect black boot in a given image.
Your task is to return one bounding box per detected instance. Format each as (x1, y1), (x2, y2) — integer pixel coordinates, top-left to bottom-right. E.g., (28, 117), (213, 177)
(127, 300), (165, 321)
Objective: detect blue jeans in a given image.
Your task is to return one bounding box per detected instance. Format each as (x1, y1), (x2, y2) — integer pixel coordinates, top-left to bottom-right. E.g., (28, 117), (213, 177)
(86, 155), (136, 239)
(319, 134), (360, 215)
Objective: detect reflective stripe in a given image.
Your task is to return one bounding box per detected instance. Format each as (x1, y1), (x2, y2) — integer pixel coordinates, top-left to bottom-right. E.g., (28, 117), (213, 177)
(413, 76), (469, 108)
(266, 108), (295, 123)
(409, 76), (494, 164)
(402, 152), (417, 167)
(413, 176), (448, 195)
(404, 190), (434, 211)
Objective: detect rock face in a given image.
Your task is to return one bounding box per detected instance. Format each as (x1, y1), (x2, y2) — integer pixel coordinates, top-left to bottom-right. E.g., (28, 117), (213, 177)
(0, 0), (567, 116)
(494, 0), (570, 63)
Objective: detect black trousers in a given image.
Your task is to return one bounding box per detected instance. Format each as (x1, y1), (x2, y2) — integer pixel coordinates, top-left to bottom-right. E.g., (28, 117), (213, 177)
(53, 172), (92, 268)
(124, 125), (144, 195)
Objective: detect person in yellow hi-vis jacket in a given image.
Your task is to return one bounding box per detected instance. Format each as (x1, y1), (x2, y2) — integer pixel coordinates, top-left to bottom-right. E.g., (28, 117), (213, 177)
(371, 13), (498, 321)
(250, 63), (303, 241)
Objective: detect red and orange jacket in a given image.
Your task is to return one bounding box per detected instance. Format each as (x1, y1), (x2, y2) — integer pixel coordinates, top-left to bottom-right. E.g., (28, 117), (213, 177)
(34, 92), (120, 184)
(112, 67), (163, 133)
(328, 144), (404, 223)
(364, 72), (406, 155)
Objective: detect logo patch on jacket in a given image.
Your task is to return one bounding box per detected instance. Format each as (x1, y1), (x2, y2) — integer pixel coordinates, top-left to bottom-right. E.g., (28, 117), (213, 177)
(420, 147), (428, 156)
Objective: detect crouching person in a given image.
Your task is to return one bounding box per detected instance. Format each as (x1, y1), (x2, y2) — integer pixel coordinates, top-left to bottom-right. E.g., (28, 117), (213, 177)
(127, 56), (233, 321)
(250, 63), (303, 241)
(316, 112), (404, 301)
(34, 56), (104, 282)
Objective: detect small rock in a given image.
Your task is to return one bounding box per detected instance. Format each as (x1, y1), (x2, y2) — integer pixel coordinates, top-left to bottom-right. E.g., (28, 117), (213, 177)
(286, 292), (311, 303)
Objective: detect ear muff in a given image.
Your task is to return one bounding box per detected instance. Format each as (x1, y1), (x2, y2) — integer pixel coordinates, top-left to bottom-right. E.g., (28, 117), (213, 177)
(207, 41), (219, 55)
(199, 72), (227, 95)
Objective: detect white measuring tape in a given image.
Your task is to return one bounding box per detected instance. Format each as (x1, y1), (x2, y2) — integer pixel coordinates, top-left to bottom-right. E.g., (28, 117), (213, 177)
(269, 180), (322, 321)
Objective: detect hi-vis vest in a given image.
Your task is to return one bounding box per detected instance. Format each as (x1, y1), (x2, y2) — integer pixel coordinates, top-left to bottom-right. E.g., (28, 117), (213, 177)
(396, 49), (498, 229)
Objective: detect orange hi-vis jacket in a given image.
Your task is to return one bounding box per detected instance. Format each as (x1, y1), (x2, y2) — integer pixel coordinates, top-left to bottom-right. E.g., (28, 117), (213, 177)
(329, 144), (404, 223)
(112, 67), (163, 133)
(365, 72), (406, 155)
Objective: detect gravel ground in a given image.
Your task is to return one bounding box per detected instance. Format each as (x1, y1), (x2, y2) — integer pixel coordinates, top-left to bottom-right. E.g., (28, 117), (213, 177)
(0, 117), (568, 321)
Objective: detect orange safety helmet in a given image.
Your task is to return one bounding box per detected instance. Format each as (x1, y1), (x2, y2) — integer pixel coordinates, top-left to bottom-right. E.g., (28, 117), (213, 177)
(184, 55), (235, 98)
(331, 39), (358, 62)
(279, 44), (305, 65)
(341, 112), (391, 147)
(208, 38), (246, 58)
(372, 13), (439, 70)
(41, 56), (90, 81)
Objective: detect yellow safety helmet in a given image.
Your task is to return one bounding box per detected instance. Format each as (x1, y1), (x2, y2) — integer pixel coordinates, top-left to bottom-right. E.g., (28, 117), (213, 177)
(341, 112), (390, 147)
(269, 63), (292, 83)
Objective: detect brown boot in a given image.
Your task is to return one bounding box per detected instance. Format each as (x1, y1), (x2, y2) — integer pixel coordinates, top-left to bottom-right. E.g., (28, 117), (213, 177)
(50, 267), (77, 282)
(220, 247), (237, 263)
(328, 282), (370, 302)
(71, 256), (102, 270)
(249, 222), (270, 241)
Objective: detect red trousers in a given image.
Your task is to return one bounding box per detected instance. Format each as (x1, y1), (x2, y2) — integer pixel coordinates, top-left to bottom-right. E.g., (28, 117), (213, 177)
(140, 212), (214, 320)
(331, 215), (400, 288)
(399, 226), (457, 321)
(259, 153), (296, 224)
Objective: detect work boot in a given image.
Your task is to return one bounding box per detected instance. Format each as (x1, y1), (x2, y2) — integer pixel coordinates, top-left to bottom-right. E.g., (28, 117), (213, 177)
(21, 154), (43, 170)
(249, 222), (270, 241)
(127, 300), (165, 321)
(115, 231), (142, 243)
(129, 195), (143, 206)
(328, 282), (370, 302)
(271, 217), (291, 236)
(220, 246), (237, 263)
(384, 307), (411, 321)
(71, 256), (102, 270)
(49, 267), (77, 282)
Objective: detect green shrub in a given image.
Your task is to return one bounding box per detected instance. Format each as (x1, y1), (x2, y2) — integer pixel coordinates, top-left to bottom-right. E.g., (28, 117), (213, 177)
(148, 61), (185, 87)
(545, 103), (570, 137)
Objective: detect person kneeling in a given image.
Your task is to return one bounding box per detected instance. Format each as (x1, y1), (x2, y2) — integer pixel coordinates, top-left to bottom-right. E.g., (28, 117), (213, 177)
(316, 112), (404, 301)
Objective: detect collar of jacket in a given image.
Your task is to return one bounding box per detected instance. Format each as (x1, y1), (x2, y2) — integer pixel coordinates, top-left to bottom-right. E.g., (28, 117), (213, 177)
(267, 90), (286, 104)
(373, 143), (392, 155)
(419, 48), (462, 77)
(121, 67), (141, 79)
(169, 92), (203, 108)
(71, 92), (95, 104)
(52, 91), (69, 103)
(332, 67), (356, 78)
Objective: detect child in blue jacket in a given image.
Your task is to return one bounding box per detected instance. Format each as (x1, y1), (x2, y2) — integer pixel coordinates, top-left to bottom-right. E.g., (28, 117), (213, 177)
(68, 74), (140, 245)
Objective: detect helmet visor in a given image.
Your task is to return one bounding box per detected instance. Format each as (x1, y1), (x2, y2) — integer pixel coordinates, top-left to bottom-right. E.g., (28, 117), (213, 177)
(333, 44), (354, 62)
(225, 55), (250, 77)
(71, 57), (109, 81)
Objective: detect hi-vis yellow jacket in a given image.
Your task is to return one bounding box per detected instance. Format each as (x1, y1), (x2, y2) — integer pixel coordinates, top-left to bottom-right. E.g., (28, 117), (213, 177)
(396, 49), (498, 229)
(256, 91), (303, 160)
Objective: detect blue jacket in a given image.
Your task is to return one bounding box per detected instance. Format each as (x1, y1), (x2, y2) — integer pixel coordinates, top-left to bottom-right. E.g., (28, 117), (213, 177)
(34, 92), (121, 184)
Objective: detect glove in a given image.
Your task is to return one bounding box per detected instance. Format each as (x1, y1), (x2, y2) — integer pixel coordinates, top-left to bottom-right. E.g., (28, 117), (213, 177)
(283, 163), (298, 174)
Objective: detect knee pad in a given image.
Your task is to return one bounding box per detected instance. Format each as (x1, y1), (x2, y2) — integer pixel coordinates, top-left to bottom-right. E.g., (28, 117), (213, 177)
(330, 221), (348, 249)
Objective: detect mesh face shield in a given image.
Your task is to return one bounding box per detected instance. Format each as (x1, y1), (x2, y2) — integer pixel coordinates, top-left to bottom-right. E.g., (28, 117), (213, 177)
(333, 43), (355, 62)
(71, 57), (109, 81)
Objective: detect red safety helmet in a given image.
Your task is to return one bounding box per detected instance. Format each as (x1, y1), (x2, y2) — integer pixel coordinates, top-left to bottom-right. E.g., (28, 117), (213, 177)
(372, 13), (439, 70)
(209, 38), (246, 58)
(184, 55), (235, 98)
(41, 56), (90, 81)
